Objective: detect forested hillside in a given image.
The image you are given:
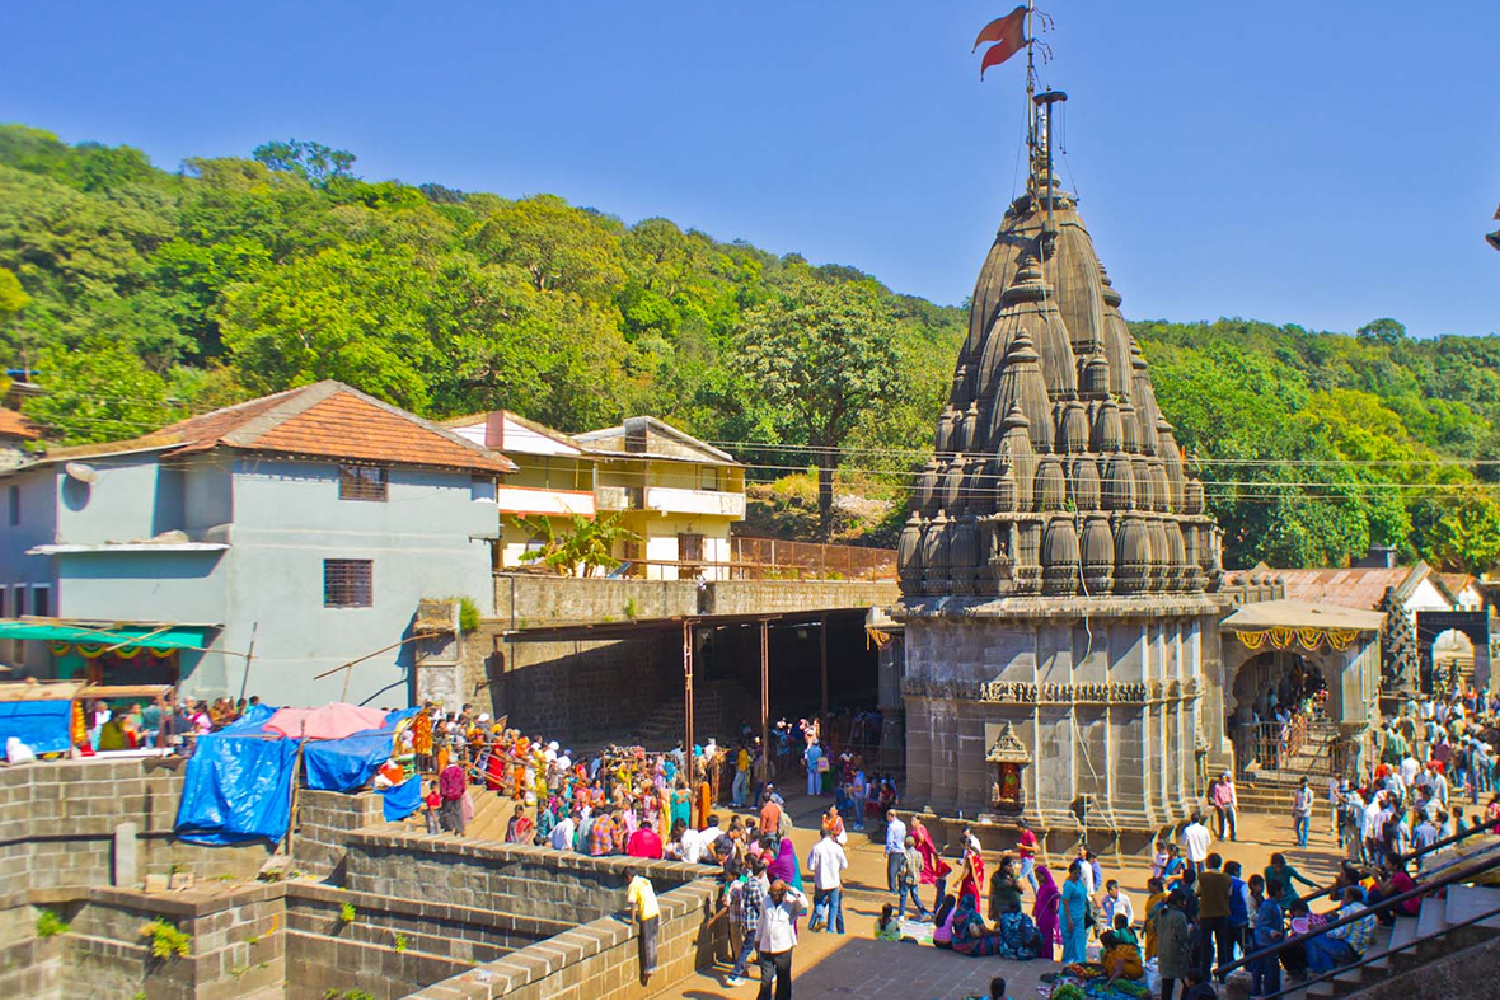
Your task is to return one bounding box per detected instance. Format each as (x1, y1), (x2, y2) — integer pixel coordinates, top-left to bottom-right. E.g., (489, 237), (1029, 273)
(1, 125), (1496, 571)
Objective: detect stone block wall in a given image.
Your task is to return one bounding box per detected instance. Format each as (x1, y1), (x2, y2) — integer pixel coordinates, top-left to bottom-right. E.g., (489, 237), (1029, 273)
(0, 936), (62, 999)
(406, 876), (719, 1000)
(0, 884), (288, 1000)
(286, 882), (569, 965)
(344, 830), (716, 924)
(0, 758), (272, 909)
(491, 573), (897, 628)
(292, 788), (387, 880)
(285, 932), (472, 1000)
(492, 575), (700, 626)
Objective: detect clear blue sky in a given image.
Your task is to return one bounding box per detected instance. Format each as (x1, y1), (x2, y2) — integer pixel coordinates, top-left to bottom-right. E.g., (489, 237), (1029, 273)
(3, 1), (1497, 337)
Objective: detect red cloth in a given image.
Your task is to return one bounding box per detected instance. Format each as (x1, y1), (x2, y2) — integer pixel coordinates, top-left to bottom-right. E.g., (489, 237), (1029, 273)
(976, 6), (1028, 78)
(439, 764), (466, 801)
(973, 5), (1027, 51)
(627, 828), (664, 859)
(913, 825), (952, 886)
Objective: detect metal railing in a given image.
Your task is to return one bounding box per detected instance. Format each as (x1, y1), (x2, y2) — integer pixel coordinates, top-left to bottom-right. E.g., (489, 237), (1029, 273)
(1241, 714), (1310, 771)
(1217, 827), (1500, 981)
(1396, 813), (1500, 866)
(1261, 897), (1500, 1000)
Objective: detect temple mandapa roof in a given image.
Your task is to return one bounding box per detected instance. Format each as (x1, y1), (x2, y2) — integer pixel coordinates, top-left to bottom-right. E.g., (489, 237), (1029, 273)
(1221, 599), (1385, 633)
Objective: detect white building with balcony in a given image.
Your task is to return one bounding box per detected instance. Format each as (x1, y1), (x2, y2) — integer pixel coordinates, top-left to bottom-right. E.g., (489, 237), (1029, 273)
(444, 412), (746, 580)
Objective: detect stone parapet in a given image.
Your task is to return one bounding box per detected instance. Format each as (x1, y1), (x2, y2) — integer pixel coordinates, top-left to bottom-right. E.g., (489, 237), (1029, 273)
(0, 758), (272, 908)
(405, 877), (719, 1000)
(344, 829), (716, 925)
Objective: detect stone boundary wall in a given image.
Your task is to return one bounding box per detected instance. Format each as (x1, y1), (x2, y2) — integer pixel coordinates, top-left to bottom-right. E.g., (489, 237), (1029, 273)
(286, 882), (570, 965)
(406, 878), (719, 1000)
(344, 829), (717, 924)
(0, 935), (61, 999)
(491, 574), (897, 627)
(292, 788), (387, 880)
(4, 883), (286, 1000)
(285, 930), (472, 1000)
(0, 758), (272, 909)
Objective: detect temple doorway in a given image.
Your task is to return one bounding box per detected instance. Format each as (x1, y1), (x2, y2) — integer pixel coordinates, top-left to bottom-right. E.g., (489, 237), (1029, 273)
(1229, 649), (1329, 771)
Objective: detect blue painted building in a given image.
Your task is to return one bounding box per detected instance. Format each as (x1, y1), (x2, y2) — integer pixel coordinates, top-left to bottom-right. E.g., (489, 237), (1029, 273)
(0, 382), (512, 707)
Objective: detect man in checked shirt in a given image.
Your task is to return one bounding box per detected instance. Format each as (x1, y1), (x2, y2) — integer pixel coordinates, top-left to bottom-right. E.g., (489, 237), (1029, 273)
(724, 854), (769, 987)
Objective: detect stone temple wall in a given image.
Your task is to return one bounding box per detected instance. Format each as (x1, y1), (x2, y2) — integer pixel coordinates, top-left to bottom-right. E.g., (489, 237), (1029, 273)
(901, 597), (1221, 844)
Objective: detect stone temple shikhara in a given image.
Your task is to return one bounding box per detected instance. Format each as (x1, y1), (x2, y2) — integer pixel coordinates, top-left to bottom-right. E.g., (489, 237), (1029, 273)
(895, 91), (1228, 845)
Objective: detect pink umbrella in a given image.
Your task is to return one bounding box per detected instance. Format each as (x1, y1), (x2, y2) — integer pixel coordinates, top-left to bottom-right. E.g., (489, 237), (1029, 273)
(265, 703), (387, 740)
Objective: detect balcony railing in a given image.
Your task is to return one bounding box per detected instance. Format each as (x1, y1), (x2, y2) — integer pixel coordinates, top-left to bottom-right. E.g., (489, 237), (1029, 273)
(595, 485), (642, 510)
(643, 486), (746, 518)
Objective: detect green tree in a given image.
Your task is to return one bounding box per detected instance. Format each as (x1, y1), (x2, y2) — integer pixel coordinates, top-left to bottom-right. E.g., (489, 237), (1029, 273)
(472, 195), (626, 298)
(217, 243), (436, 411)
(22, 338), (181, 444)
(734, 271), (904, 539)
(0, 267), (29, 320)
(509, 513), (638, 577)
(1356, 317), (1407, 346)
(251, 140), (357, 187)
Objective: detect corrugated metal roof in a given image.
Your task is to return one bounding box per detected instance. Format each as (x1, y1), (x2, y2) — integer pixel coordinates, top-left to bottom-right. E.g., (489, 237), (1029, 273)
(1274, 567), (1417, 611)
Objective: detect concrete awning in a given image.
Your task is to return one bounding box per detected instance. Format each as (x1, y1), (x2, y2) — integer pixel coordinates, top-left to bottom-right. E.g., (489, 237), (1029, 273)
(1220, 599), (1384, 633)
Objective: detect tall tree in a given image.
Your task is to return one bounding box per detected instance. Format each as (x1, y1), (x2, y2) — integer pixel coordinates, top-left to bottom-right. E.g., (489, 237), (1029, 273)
(734, 270), (903, 539)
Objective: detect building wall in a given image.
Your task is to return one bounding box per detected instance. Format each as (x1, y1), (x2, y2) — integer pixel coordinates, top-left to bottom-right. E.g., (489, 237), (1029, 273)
(51, 455), (171, 545)
(198, 457), (496, 705)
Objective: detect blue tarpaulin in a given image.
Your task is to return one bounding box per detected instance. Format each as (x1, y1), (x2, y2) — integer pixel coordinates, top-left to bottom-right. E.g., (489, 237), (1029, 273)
(0, 700), (72, 756)
(175, 726), (298, 845)
(302, 706), (420, 793)
(381, 774), (422, 822)
(175, 705), (424, 844)
(304, 729), (393, 793)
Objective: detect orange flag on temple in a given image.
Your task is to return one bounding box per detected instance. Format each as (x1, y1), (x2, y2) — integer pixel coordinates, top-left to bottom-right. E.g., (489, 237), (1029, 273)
(975, 6), (1029, 79)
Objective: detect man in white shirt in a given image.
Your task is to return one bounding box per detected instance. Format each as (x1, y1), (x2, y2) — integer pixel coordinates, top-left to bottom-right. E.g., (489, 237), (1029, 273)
(1400, 753), (1420, 790)
(680, 824), (706, 865)
(884, 810), (907, 895)
(550, 811), (577, 852)
(1361, 794), (1384, 865)
(756, 879), (807, 1000)
(1182, 813), (1211, 873)
(806, 828), (849, 934)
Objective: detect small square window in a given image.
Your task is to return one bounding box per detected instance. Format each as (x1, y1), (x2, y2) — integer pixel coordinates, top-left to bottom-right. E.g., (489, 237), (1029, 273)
(338, 465), (388, 502)
(324, 559), (373, 608)
(31, 585), (50, 618)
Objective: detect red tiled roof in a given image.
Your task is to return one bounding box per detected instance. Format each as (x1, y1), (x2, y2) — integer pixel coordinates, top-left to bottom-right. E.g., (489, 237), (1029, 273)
(1274, 567), (1416, 612)
(0, 408), (39, 440)
(45, 382), (514, 474)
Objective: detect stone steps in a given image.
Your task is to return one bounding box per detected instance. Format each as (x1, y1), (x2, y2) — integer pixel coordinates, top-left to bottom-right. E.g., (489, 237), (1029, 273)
(1276, 883), (1500, 999)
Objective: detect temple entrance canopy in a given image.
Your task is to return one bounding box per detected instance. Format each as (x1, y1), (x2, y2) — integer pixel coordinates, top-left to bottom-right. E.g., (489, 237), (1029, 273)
(1219, 599), (1383, 776)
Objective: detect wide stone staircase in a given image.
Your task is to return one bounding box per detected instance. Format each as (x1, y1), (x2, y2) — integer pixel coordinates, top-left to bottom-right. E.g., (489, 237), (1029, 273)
(576, 677), (755, 754)
(1238, 834), (1500, 999)
(1237, 719), (1345, 820)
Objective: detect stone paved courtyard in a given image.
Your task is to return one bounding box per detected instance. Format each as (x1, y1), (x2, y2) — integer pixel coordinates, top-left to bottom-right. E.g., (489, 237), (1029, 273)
(648, 791), (1348, 1000)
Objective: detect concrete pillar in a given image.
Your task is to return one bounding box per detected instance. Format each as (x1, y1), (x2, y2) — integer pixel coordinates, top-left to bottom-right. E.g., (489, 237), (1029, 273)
(878, 635), (905, 772)
(113, 822), (138, 888)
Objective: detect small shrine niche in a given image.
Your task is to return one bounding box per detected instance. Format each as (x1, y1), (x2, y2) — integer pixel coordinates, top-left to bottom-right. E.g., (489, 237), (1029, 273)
(985, 722), (1031, 812)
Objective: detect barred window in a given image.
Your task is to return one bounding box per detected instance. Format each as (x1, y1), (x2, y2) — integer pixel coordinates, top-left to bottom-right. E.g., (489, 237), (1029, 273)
(338, 465), (388, 501)
(323, 559), (373, 608)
